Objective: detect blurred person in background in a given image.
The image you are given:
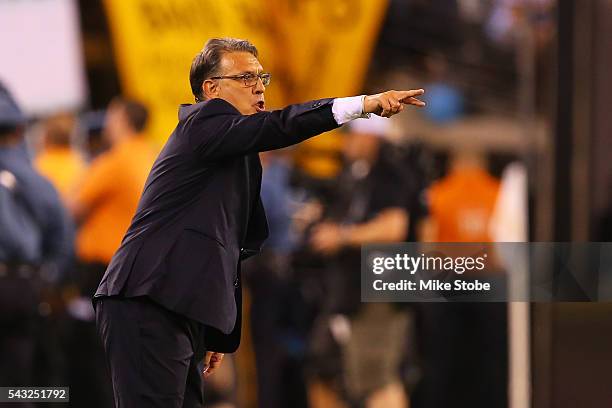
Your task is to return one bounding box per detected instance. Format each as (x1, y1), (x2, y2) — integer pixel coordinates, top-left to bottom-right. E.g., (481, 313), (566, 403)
(64, 97), (156, 408)
(0, 81), (72, 401)
(421, 54), (464, 125)
(307, 115), (418, 408)
(423, 149), (500, 242)
(412, 149), (507, 408)
(69, 97), (156, 295)
(34, 112), (86, 203)
(31, 113), (84, 394)
(92, 37), (425, 408)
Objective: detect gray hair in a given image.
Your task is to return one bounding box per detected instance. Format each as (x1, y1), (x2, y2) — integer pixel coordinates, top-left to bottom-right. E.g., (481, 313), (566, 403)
(189, 38), (258, 102)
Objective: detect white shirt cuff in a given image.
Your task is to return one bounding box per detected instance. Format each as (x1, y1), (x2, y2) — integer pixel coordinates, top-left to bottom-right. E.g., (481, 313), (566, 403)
(331, 95), (371, 125)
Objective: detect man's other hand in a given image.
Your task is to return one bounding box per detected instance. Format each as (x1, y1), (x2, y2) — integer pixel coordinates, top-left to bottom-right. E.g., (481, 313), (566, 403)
(364, 89), (426, 118)
(202, 351), (224, 378)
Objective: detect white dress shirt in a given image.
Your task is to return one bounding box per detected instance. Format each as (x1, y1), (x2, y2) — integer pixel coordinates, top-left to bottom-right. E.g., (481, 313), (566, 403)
(331, 95), (371, 125)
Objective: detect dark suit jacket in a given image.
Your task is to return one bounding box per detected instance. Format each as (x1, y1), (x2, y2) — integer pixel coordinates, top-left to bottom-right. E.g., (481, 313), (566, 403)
(94, 97), (339, 352)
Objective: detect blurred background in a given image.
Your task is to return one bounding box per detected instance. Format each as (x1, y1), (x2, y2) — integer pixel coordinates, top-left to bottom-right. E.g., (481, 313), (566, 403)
(0, 0), (611, 407)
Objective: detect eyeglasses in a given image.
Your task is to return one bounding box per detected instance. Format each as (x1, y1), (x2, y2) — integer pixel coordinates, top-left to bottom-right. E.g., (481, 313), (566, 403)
(209, 72), (271, 87)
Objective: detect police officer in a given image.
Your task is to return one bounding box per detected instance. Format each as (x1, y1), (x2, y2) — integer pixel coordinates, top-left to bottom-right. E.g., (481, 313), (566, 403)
(0, 81), (72, 392)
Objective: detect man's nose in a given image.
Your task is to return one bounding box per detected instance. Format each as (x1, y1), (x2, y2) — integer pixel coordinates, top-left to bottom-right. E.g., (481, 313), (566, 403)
(253, 78), (265, 94)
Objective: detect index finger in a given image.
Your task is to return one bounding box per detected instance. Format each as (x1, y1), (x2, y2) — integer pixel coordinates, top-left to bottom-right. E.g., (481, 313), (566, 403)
(396, 89), (425, 101)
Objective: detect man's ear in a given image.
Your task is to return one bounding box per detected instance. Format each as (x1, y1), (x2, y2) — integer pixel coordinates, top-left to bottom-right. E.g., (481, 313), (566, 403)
(203, 79), (219, 99)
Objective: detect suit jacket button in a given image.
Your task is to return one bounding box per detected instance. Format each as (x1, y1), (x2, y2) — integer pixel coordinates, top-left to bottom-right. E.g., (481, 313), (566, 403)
(234, 277), (239, 287)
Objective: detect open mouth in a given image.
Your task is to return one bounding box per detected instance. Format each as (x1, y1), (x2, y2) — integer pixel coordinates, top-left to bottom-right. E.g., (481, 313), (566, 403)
(254, 101), (265, 112)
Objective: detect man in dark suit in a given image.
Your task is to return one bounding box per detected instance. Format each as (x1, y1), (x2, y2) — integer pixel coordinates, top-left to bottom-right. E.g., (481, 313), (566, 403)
(93, 37), (425, 407)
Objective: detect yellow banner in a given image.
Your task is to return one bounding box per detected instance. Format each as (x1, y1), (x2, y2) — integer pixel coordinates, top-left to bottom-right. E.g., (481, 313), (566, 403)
(104, 0), (388, 175)
(270, 0), (388, 102)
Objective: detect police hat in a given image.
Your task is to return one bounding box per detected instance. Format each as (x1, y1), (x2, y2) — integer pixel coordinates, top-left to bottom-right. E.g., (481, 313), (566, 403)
(80, 110), (106, 135)
(0, 81), (26, 126)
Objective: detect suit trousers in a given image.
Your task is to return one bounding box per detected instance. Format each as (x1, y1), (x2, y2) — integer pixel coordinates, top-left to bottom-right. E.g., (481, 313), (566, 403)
(95, 296), (207, 408)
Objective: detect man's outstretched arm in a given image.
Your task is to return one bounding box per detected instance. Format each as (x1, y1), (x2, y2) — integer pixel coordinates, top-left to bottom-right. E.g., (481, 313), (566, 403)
(190, 89), (426, 161)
